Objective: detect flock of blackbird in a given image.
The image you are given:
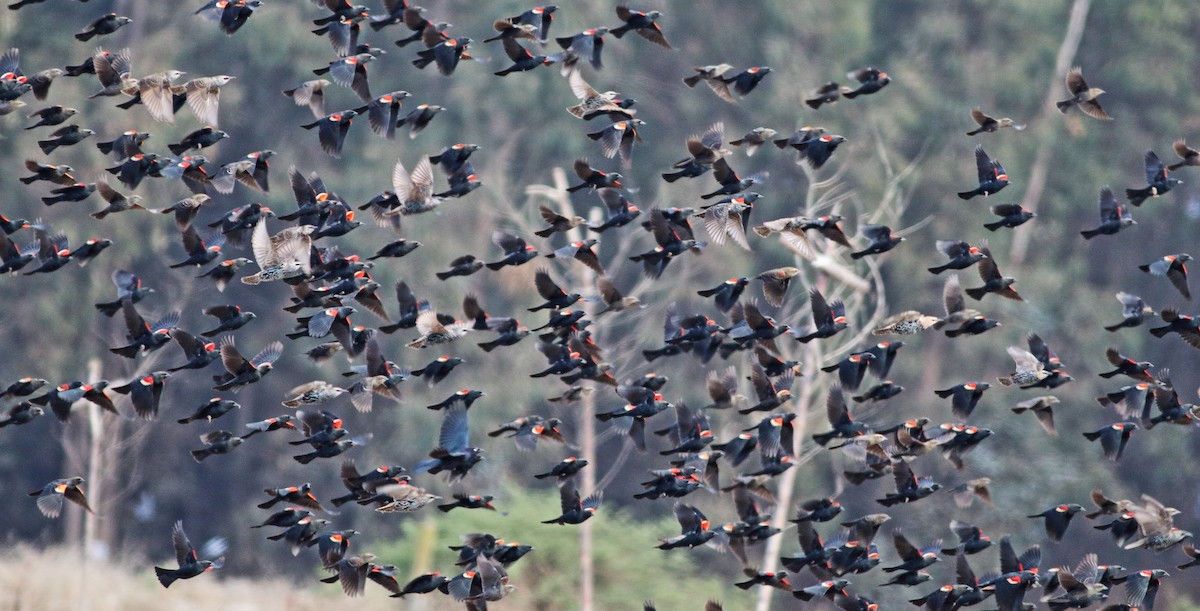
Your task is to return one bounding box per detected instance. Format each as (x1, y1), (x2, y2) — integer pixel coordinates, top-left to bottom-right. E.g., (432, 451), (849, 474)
(4, 1), (1200, 610)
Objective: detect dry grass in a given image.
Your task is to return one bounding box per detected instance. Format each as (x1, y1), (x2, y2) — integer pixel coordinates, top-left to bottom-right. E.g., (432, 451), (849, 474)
(0, 546), (510, 611)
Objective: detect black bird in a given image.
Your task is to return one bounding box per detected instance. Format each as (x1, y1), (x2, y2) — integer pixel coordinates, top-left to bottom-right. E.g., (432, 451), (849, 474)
(542, 476), (601, 525)
(795, 288), (847, 343)
(1126, 150), (1182, 206)
(412, 406), (482, 481)
(984, 203), (1036, 230)
(965, 245), (1021, 300)
(610, 5), (671, 48)
(721, 66), (771, 97)
(493, 37), (552, 76)
(935, 382), (990, 419)
(1080, 187), (1134, 238)
(1027, 503), (1085, 542)
(76, 13), (133, 41)
(1139, 254), (1192, 300)
(850, 224), (904, 259)
(844, 67), (889, 98)
(38, 125), (95, 154)
(1105, 292), (1155, 332)
(957, 145), (1008, 199)
(877, 460), (940, 506)
(927, 240), (987, 274)
(155, 521), (222, 588)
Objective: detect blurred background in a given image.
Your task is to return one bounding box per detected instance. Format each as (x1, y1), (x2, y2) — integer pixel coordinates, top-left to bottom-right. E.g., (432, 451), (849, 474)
(1, 0), (1200, 609)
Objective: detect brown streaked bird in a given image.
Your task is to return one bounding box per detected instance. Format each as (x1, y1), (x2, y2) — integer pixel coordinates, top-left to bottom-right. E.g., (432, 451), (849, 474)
(729, 127), (777, 157)
(682, 64), (735, 104)
(965, 107), (1025, 135)
(283, 79), (331, 120)
(696, 194), (755, 250)
(595, 276), (642, 315)
(1056, 66), (1111, 120)
(564, 71), (631, 120)
(1168, 138), (1200, 171)
(872, 311), (942, 336)
(756, 266), (800, 307)
(948, 478), (993, 509)
(407, 310), (470, 349)
(91, 178), (149, 220)
(997, 346), (1050, 387)
(123, 69), (187, 124)
(179, 75), (235, 126)
(1011, 396), (1059, 436)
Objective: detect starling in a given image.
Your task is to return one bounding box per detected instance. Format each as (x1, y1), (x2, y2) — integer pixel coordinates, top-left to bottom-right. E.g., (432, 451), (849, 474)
(872, 311), (941, 335)
(1056, 66), (1111, 120)
(997, 346), (1050, 386)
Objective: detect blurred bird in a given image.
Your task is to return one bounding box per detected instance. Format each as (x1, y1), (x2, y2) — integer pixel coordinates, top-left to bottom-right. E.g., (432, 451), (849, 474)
(1056, 66), (1111, 120)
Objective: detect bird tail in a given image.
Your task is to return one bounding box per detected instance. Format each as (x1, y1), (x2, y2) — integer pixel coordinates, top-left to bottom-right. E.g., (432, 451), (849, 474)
(293, 452), (318, 465)
(811, 431), (836, 446)
(240, 274), (261, 285)
(965, 128), (984, 136)
(997, 376), (1014, 387)
(1082, 430), (1101, 441)
(155, 567), (178, 588)
(1125, 188), (1150, 206)
(983, 221), (1002, 231)
(37, 140), (58, 154)
(927, 264), (948, 274)
(1148, 325), (1171, 338)
(1055, 100), (1072, 113)
(1102, 322), (1124, 332)
(964, 286), (987, 301)
(190, 448), (210, 462)
(610, 25), (630, 38)
(957, 190), (977, 200)
(1080, 229), (1099, 239)
(805, 98), (824, 110)
(434, 271), (452, 281)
